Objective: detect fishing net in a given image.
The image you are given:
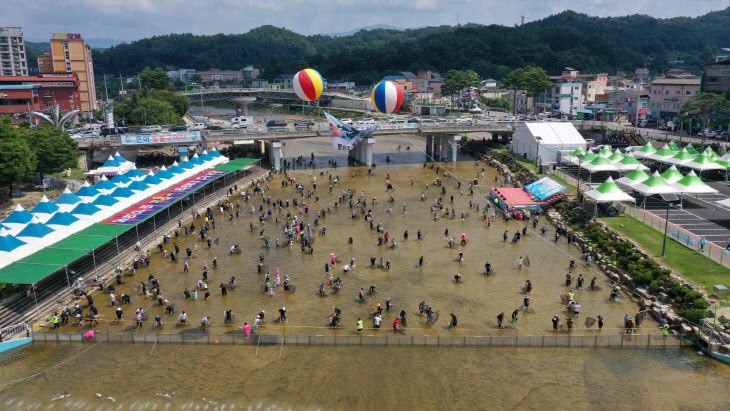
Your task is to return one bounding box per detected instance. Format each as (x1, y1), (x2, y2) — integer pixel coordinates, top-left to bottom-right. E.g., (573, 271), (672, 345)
(585, 317), (597, 328)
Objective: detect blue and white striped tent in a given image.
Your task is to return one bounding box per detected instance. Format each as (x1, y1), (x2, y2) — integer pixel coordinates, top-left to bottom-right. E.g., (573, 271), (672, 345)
(54, 187), (82, 212)
(2, 203), (34, 233)
(31, 195), (60, 223)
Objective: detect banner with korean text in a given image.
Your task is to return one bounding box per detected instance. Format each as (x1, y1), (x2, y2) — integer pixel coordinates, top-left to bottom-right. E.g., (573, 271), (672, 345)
(121, 131), (202, 145)
(101, 169), (230, 225)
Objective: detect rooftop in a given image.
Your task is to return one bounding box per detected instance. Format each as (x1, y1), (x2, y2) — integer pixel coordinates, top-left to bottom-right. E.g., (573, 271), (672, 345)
(651, 78), (701, 85)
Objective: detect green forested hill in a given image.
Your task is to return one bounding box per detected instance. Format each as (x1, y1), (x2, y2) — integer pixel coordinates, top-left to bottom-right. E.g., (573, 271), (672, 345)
(91, 8), (730, 85)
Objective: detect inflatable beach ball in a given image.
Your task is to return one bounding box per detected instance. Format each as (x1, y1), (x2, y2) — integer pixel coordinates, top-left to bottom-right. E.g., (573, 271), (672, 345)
(293, 69), (324, 102)
(371, 81), (404, 113)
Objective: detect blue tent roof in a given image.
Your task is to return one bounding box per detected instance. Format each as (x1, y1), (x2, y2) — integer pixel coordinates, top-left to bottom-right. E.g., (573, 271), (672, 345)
(179, 161), (195, 170)
(111, 173), (132, 185)
(154, 169), (173, 180)
(94, 179), (116, 191)
(125, 168), (145, 179)
(101, 158), (120, 168)
(189, 156), (204, 165)
(113, 154), (128, 163)
(76, 185), (101, 198)
(31, 200), (59, 215)
(3, 208), (34, 225)
(168, 165), (184, 175)
(110, 187), (136, 198)
(0, 232), (26, 252)
(55, 190), (82, 205)
(143, 174), (163, 186)
(16, 221), (55, 238)
(127, 181), (150, 192)
(199, 153), (213, 163)
(70, 202), (103, 216)
(0, 223), (8, 230)
(92, 195), (120, 207)
(45, 211), (80, 226)
(209, 149), (222, 158)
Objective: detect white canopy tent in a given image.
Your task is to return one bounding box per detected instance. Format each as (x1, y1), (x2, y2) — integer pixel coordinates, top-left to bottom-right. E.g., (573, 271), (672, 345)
(510, 123), (586, 165)
(583, 176), (636, 217)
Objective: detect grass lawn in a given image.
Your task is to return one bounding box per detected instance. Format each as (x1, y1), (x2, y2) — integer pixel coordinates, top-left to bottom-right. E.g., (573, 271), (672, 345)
(601, 216), (729, 290)
(58, 168), (86, 180)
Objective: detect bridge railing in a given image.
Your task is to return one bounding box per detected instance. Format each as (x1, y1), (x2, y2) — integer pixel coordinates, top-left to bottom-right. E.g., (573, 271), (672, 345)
(0, 322), (29, 342)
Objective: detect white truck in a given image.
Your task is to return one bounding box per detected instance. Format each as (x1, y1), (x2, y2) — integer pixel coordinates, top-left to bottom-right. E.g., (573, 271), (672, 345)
(230, 116), (254, 129)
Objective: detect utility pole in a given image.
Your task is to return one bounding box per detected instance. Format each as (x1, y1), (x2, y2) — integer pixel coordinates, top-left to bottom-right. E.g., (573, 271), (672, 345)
(103, 74), (109, 101)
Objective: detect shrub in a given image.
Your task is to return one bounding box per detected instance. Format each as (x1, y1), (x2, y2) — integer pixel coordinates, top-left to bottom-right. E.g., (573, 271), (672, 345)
(678, 308), (707, 324)
(630, 253), (641, 262)
(649, 280), (662, 292)
(693, 299), (710, 310)
(633, 271), (653, 286)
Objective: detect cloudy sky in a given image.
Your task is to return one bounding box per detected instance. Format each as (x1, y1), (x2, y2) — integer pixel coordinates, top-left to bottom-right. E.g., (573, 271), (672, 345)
(9, 0), (729, 41)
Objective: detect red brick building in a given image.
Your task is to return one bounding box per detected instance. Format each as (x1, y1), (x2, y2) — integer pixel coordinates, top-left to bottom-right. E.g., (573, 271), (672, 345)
(0, 73), (80, 124)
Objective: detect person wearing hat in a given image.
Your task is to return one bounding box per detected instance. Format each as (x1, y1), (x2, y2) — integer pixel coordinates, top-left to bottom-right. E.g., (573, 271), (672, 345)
(552, 315), (560, 330)
(278, 307), (286, 322)
(115, 307), (124, 320)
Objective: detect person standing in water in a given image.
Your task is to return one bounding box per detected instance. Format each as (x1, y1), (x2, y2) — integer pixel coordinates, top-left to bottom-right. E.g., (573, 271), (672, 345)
(497, 312), (505, 328)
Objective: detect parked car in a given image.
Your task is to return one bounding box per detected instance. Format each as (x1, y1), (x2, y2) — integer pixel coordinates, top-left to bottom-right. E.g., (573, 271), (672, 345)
(294, 119), (316, 128)
(407, 117), (421, 124)
(230, 116), (254, 129)
(455, 116), (473, 124)
(421, 119), (438, 126)
(340, 118), (353, 125)
(169, 125), (188, 132)
(141, 125), (163, 133)
(266, 120), (287, 128)
(205, 124), (223, 131)
(357, 118), (376, 125)
(190, 122), (205, 131)
(66, 125), (82, 134)
(72, 130), (99, 139)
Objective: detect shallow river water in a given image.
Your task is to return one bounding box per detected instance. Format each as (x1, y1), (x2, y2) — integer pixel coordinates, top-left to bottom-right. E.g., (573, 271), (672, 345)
(2, 134), (728, 409)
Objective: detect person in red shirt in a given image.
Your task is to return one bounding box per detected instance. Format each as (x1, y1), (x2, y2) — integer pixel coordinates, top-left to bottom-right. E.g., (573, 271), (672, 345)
(392, 317), (399, 332)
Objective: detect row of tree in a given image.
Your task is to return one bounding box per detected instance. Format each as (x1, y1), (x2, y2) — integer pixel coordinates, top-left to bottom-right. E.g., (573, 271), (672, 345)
(105, 67), (190, 126)
(0, 118), (79, 192)
(89, 9), (730, 85)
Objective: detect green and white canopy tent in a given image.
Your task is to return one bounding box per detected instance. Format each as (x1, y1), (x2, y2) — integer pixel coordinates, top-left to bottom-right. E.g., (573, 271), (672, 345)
(599, 148), (614, 157)
(685, 154), (726, 176)
(648, 144), (678, 163)
(703, 147), (720, 159)
(616, 169), (650, 186)
(632, 171), (681, 208)
(580, 156), (618, 182)
(584, 176), (635, 217)
(685, 144), (701, 156)
(607, 149), (625, 163)
(616, 154), (649, 172)
(671, 170), (720, 207)
(633, 143), (657, 159)
(664, 148), (695, 167)
(660, 165), (684, 184)
(668, 142), (681, 151)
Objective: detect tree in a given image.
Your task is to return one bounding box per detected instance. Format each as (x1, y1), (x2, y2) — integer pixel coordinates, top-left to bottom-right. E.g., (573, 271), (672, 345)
(263, 57), (284, 82)
(130, 98), (182, 126)
(442, 70), (466, 113)
(21, 125), (78, 179)
(502, 66), (554, 108)
(463, 69), (481, 113)
(484, 97), (512, 110)
(189, 74), (202, 84)
(679, 92), (730, 142)
(152, 90), (190, 118)
(0, 118), (36, 193)
(139, 67), (174, 91)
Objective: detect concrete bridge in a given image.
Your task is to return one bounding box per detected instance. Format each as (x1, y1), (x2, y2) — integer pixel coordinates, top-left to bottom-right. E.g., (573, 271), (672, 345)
(76, 123), (519, 169)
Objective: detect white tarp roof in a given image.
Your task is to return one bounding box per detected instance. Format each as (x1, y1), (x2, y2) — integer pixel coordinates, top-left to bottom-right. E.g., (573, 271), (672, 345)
(511, 122), (586, 163)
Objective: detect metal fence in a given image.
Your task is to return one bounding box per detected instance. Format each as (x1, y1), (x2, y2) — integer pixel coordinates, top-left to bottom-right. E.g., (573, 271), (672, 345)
(32, 330), (691, 349)
(0, 322), (29, 342)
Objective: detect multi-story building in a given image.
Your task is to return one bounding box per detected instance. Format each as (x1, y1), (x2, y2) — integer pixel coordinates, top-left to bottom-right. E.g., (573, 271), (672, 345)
(272, 74), (294, 89)
(198, 69), (244, 84)
(166, 68), (197, 84)
(648, 77), (701, 121)
(37, 33), (97, 116)
(701, 60), (730, 94)
(0, 73), (81, 124)
(381, 71), (443, 94)
(0, 27), (28, 76)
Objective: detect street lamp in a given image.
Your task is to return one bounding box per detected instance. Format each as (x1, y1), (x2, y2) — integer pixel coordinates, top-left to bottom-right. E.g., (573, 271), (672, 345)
(535, 136), (543, 171)
(660, 193), (679, 257)
(576, 154), (585, 197)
